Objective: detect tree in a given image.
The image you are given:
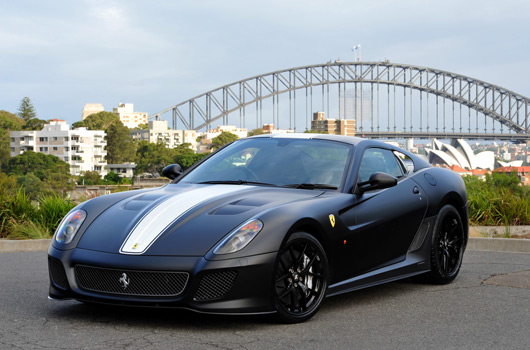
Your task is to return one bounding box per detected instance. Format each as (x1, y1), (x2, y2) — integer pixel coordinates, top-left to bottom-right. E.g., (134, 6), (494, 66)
(106, 122), (137, 163)
(304, 129), (328, 134)
(22, 117), (47, 131)
(7, 151), (69, 180)
(172, 143), (208, 169)
(248, 128), (266, 136)
(0, 110), (25, 170)
(77, 171), (103, 185)
(211, 131), (239, 150)
(6, 151), (73, 197)
(133, 123), (149, 130)
(103, 171), (122, 184)
(72, 111), (120, 130)
(135, 141), (174, 177)
(18, 97), (36, 121)
(0, 110), (25, 130)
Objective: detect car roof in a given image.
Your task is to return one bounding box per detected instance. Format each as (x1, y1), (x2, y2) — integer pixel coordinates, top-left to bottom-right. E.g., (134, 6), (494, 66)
(247, 133), (366, 146)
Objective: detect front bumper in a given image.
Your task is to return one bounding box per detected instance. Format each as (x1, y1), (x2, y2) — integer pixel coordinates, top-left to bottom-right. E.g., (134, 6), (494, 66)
(48, 245), (277, 314)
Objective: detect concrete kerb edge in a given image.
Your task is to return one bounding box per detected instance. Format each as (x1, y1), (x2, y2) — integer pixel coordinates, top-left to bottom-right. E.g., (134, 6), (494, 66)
(466, 237), (530, 253)
(0, 239), (51, 253)
(2, 237), (530, 253)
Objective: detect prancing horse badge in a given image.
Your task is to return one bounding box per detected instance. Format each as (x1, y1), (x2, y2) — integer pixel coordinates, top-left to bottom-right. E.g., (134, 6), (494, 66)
(329, 214), (335, 228)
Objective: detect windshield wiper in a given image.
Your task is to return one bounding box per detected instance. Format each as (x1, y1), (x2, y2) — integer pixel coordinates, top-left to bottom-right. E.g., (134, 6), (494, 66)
(198, 180), (277, 187)
(283, 183), (338, 190)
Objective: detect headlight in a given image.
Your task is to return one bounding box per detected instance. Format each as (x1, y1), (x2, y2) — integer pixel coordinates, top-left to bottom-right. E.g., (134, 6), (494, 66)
(54, 209), (87, 244)
(213, 219), (263, 255)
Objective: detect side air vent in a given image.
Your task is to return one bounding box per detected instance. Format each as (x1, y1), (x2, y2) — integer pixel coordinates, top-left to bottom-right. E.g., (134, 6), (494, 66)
(194, 270), (238, 301)
(48, 257), (69, 290)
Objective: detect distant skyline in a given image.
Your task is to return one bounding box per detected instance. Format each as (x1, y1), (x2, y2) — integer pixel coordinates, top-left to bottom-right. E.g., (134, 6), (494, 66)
(1, 0), (529, 128)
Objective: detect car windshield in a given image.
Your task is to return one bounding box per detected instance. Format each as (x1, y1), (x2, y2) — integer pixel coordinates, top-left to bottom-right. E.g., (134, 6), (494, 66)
(179, 137), (352, 189)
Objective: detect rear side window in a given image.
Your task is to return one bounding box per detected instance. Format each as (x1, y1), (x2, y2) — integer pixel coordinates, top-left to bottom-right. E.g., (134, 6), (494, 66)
(358, 148), (404, 183)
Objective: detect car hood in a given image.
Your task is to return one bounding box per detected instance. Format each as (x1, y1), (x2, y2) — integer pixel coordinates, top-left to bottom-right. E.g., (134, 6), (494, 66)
(76, 183), (323, 256)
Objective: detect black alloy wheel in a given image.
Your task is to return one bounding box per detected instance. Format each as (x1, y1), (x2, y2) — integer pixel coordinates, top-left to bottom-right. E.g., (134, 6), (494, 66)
(426, 204), (465, 284)
(273, 232), (328, 323)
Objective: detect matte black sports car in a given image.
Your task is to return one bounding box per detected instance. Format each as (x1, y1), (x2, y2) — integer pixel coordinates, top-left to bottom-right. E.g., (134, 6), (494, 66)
(48, 134), (468, 323)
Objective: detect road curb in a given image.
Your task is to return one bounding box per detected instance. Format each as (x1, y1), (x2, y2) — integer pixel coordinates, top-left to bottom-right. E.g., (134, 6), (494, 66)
(2, 237), (530, 254)
(467, 237), (530, 253)
(0, 239), (51, 253)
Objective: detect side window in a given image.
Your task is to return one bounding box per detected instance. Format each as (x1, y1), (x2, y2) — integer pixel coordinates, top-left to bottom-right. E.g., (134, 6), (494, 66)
(393, 151), (413, 174)
(358, 148), (404, 183)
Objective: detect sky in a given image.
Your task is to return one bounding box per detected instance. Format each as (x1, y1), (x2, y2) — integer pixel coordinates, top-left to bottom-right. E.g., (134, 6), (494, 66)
(1, 0), (529, 128)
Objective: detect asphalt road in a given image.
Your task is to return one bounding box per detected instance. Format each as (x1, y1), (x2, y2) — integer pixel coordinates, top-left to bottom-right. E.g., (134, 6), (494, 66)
(1, 250), (529, 350)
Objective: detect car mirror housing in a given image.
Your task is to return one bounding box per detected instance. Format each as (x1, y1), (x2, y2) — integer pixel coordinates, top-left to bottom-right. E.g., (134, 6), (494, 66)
(162, 164), (183, 180)
(357, 172), (397, 193)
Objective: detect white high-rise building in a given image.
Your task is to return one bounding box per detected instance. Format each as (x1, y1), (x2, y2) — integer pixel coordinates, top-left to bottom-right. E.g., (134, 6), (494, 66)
(131, 120), (201, 150)
(113, 103), (148, 128)
(10, 119), (107, 176)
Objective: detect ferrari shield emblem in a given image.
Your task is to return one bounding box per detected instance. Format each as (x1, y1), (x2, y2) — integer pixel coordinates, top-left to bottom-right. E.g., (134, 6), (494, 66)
(132, 243), (139, 249)
(329, 214), (336, 228)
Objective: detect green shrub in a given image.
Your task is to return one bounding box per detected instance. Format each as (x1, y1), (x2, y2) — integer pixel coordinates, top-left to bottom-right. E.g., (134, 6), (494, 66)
(0, 183), (76, 238)
(37, 194), (76, 234)
(465, 172), (530, 228)
(6, 219), (50, 240)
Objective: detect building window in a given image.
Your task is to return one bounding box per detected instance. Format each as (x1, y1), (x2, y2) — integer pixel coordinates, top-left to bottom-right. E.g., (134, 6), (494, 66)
(64, 137), (69, 141)
(39, 137), (48, 142)
(39, 147), (48, 152)
(53, 147), (58, 151)
(53, 137), (58, 141)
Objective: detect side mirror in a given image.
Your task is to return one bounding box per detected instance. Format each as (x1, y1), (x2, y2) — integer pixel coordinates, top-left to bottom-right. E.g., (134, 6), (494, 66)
(162, 164), (183, 180)
(357, 172), (397, 193)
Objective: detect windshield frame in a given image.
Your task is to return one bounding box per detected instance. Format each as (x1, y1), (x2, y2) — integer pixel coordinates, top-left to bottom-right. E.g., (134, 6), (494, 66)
(174, 137), (354, 192)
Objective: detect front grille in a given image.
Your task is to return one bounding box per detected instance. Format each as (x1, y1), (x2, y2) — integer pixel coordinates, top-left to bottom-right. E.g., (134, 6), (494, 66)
(75, 265), (189, 297)
(194, 270), (238, 301)
(48, 257), (69, 290)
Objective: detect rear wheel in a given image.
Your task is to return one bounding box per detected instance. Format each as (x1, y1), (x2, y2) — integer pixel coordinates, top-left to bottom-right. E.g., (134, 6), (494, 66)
(273, 232), (328, 323)
(424, 205), (465, 284)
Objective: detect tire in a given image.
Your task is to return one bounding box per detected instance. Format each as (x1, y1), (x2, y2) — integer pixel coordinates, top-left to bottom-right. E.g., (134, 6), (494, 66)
(424, 204), (465, 284)
(273, 232), (328, 323)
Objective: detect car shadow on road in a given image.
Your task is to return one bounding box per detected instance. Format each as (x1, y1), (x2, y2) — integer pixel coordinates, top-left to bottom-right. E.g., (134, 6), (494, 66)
(46, 279), (423, 328)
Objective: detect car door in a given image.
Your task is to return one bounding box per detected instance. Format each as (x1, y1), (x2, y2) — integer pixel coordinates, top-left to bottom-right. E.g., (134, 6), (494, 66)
(341, 147), (428, 275)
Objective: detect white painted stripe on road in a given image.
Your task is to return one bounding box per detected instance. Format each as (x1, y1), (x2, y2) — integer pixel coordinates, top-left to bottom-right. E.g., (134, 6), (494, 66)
(119, 185), (252, 255)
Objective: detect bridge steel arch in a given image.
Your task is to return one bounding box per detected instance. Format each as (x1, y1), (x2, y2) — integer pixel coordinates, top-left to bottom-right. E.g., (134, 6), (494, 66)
(151, 62), (530, 141)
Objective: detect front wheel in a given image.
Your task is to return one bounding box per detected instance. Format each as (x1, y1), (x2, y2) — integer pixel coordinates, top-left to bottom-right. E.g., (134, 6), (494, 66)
(273, 232), (328, 323)
(424, 204), (466, 284)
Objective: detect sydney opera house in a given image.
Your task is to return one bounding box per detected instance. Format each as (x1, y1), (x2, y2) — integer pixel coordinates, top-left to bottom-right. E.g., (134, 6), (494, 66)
(427, 139), (495, 170)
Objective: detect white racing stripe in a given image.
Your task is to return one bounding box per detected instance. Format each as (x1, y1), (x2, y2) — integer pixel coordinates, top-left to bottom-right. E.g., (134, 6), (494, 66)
(120, 185), (252, 254)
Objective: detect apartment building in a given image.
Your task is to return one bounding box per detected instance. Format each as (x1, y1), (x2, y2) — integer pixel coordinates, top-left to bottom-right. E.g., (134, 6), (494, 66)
(262, 124), (294, 134)
(10, 119), (107, 176)
(311, 111), (355, 136)
(113, 103), (148, 128)
(130, 120), (201, 150)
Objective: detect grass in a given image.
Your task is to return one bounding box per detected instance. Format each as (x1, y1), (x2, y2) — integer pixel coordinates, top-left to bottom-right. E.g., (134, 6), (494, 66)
(6, 220), (50, 240)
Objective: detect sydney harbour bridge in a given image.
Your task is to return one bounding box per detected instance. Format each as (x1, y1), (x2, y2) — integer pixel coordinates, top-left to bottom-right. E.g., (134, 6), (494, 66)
(151, 61), (530, 142)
